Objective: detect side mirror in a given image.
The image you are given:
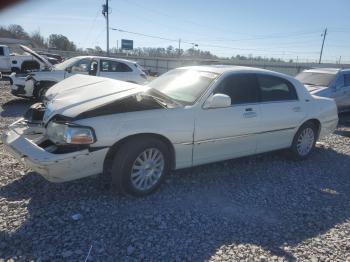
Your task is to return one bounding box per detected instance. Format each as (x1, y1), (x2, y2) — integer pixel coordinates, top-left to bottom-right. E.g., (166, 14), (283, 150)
(203, 93), (231, 109)
(66, 67), (72, 73)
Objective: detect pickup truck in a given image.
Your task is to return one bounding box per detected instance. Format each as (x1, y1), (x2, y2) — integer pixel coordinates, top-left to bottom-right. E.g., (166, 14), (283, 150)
(0, 44), (50, 73)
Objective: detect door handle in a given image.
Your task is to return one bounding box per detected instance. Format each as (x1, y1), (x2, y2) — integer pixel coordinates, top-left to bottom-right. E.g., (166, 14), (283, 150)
(292, 106), (301, 112)
(243, 111), (257, 118)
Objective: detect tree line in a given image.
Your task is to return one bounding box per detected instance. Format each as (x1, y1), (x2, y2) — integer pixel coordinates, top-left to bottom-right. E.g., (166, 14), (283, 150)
(0, 24), (293, 62)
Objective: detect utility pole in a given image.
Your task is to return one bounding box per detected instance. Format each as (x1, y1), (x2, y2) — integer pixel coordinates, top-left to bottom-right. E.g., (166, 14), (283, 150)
(178, 38), (181, 57)
(102, 0), (110, 56)
(318, 28), (327, 64)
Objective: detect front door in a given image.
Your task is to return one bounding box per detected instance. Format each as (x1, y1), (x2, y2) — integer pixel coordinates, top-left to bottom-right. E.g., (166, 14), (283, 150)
(193, 73), (261, 166)
(65, 58), (92, 78)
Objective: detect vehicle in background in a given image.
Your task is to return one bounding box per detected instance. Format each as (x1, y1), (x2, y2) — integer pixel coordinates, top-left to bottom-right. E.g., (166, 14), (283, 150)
(37, 51), (63, 64)
(0, 44), (51, 73)
(9, 49), (149, 100)
(3, 66), (338, 196)
(296, 68), (350, 112)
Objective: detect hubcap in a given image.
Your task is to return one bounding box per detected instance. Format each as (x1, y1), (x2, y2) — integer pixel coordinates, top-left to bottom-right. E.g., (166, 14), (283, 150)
(296, 127), (315, 156)
(130, 148), (164, 191)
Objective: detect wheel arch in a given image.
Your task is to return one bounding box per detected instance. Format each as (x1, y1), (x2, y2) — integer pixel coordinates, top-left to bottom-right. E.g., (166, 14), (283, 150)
(32, 80), (57, 98)
(298, 118), (321, 140)
(103, 133), (176, 176)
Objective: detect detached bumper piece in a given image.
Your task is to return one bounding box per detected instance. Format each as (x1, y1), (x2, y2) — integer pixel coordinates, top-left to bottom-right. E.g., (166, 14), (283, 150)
(2, 119), (108, 183)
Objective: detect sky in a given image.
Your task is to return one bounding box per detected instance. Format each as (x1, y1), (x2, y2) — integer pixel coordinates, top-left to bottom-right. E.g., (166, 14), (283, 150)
(0, 0), (350, 63)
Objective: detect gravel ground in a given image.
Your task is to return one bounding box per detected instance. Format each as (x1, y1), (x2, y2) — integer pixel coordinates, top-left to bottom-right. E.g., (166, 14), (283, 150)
(0, 80), (350, 261)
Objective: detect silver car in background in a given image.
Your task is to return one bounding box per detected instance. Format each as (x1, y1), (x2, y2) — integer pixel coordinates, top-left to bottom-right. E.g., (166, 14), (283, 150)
(296, 68), (350, 112)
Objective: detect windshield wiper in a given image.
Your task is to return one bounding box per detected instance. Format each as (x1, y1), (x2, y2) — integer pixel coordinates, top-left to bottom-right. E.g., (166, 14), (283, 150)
(152, 97), (170, 108)
(148, 88), (183, 107)
(303, 82), (317, 86)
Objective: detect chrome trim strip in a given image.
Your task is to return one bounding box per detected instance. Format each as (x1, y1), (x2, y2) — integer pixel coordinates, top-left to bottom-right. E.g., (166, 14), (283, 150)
(193, 126), (296, 145)
(176, 126), (296, 146)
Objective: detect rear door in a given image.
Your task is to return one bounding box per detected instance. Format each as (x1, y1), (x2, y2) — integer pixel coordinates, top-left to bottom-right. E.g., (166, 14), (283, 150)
(333, 72), (350, 111)
(255, 74), (306, 153)
(99, 59), (134, 82)
(193, 73), (261, 165)
(343, 73), (350, 109)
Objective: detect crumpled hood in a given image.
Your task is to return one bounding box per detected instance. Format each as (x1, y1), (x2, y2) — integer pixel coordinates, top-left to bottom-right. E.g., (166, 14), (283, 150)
(20, 45), (52, 69)
(31, 69), (65, 81)
(43, 74), (148, 123)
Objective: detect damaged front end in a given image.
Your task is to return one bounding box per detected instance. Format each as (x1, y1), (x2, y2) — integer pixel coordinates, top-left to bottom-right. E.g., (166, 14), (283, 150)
(3, 81), (176, 183)
(3, 108), (108, 182)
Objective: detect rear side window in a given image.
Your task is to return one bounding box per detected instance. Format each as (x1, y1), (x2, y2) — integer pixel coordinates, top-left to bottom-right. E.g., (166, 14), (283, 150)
(100, 60), (133, 72)
(0, 47), (4, 56)
(257, 75), (298, 102)
(344, 74), (350, 87)
(215, 74), (259, 105)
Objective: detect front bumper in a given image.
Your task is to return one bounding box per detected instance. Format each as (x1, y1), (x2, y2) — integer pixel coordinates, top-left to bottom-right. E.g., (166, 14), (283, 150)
(2, 119), (108, 183)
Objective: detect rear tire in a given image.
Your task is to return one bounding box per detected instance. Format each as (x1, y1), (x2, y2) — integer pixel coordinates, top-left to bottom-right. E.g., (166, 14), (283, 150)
(288, 122), (317, 160)
(110, 137), (170, 196)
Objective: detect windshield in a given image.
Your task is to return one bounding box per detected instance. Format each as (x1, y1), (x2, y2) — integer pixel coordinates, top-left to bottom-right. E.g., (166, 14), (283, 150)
(147, 69), (218, 105)
(53, 57), (81, 70)
(295, 71), (336, 87)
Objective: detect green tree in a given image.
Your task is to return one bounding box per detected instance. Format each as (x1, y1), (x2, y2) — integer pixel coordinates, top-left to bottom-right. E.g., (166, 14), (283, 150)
(7, 24), (28, 39)
(94, 46), (103, 53)
(48, 34), (76, 51)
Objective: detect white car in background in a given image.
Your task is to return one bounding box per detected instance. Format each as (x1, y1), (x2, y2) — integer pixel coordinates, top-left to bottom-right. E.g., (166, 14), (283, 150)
(9, 47), (148, 100)
(3, 66), (338, 196)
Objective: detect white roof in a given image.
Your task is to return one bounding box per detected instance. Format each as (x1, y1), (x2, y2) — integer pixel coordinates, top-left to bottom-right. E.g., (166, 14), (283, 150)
(72, 56), (137, 64)
(178, 65), (287, 76)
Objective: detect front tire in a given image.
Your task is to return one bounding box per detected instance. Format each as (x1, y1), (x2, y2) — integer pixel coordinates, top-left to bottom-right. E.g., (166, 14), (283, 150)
(288, 122), (317, 160)
(110, 137), (170, 196)
(37, 87), (49, 101)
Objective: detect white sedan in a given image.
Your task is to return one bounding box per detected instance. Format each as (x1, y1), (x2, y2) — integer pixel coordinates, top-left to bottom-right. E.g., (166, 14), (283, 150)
(9, 45), (148, 100)
(3, 66), (338, 196)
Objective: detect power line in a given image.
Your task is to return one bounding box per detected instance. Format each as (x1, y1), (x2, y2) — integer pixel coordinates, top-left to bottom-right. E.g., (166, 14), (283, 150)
(83, 9), (100, 45)
(109, 26), (321, 56)
(110, 27), (177, 42)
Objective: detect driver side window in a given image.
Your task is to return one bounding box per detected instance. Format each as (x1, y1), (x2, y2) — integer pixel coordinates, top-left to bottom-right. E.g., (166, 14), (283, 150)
(72, 58), (91, 73)
(214, 74), (260, 105)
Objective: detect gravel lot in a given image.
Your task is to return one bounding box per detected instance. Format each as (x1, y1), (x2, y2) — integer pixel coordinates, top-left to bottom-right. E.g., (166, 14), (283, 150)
(0, 80), (350, 261)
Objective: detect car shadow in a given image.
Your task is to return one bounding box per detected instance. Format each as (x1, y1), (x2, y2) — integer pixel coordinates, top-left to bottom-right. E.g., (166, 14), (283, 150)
(0, 99), (33, 118)
(338, 112), (350, 127)
(0, 146), (349, 260)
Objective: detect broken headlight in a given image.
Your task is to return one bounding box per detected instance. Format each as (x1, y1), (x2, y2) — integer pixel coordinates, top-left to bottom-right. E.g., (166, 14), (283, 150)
(46, 121), (96, 145)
